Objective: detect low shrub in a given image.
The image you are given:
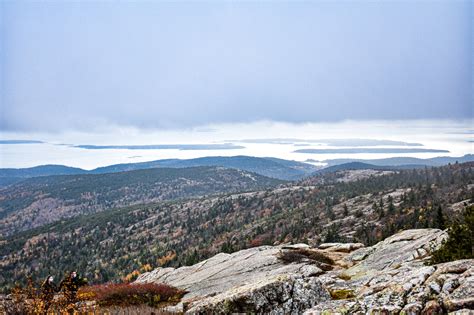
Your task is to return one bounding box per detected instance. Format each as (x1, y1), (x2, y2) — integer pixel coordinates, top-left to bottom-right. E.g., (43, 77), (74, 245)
(278, 248), (334, 270)
(79, 282), (186, 307)
(1, 281), (185, 314)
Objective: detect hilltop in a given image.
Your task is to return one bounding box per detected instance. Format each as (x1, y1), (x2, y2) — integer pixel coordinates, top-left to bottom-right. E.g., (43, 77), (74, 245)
(321, 154), (474, 168)
(0, 162), (472, 292)
(2, 154), (472, 187)
(0, 156), (318, 186)
(0, 166), (283, 236)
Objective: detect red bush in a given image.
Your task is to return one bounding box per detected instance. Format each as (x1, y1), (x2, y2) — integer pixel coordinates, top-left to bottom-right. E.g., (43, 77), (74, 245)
(79, 282), (186, 307)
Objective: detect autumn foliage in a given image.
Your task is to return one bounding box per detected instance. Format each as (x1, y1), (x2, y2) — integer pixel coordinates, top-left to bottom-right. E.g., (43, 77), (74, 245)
(123, 263), (154, 282)
(0, 280), (185, 314)
(79, 282), (186, 307)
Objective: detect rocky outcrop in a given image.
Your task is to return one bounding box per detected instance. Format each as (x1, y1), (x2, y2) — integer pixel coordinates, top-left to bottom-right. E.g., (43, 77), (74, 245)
(343, 228), (447, 273)
(306, 229), (474, 314)
(136, 229), (474, 314)
(136, 244), (332, 313)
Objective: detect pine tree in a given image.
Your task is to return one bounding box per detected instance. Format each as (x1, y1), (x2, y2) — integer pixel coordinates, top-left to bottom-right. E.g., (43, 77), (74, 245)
(430, 205), (474, 264)
(388, 199), (395, 214)
(343, 204), (349, 216)
(435, 205), (445, 230)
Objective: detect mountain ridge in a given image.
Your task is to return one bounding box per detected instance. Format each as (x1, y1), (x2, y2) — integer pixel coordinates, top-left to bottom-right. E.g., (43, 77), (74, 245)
(0, 156), (317, 185)
(1, 154), (472, 186)
(321, 154), (474, 167)
(0, 166), (284, 236)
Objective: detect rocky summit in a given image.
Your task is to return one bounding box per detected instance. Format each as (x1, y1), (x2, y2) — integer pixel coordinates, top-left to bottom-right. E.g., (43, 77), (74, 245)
(136, 228), (474, 314)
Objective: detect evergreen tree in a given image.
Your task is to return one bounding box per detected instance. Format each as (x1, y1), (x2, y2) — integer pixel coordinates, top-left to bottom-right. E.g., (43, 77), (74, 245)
(388, 199), (395, 214)
(343, 204), (349, 216)
(430, 205), (474, 264)
(435, 205), (445, 230)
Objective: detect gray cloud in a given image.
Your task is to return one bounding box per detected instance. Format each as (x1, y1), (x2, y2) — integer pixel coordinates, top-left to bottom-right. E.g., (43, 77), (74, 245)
(446, 130), (474, 135)
(1, 1), (471, 132)
(231, 138), (423, 147)
(294, 148), (449, 154)
(293, 144), (310, 147)
(0, 140), (43, 144)
(74, 144), (245, 151)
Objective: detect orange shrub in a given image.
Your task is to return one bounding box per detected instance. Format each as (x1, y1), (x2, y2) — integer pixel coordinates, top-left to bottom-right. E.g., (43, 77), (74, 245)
(157, 251), (176, 266)
(123, 270), (141, 282)
(79, 282), (186, 307)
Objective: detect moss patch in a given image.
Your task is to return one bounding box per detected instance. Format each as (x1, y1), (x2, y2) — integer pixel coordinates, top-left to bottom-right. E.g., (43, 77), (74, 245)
(329, 288), (356, 300)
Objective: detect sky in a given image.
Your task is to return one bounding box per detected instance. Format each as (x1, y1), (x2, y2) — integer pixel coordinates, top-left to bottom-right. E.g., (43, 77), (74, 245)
(1, 0), (472, 133)
(0, 1), (472, 168)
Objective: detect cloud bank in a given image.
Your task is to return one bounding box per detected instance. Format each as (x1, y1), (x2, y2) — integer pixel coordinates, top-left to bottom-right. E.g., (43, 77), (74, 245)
(1, 1), (471, 132)
(230, 138), (423, 147)
(294, 148), (449, 154)
(74, 144), (244, 151)
(0, 140), (43, 144)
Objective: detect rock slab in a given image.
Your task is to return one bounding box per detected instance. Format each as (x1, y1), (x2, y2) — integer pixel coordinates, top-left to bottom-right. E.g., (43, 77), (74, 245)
(136, 229), (474, 314)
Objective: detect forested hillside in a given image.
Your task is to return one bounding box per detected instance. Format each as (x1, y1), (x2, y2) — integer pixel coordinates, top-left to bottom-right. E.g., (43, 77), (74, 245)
(0, 166), (283, 236)
(91, 156), (317, 180)
(0, 155), (318, 186)
(1, 162), (472, 292)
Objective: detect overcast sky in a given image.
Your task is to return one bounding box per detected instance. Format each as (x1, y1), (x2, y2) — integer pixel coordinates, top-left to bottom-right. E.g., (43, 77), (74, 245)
(0, 1), (472, 133)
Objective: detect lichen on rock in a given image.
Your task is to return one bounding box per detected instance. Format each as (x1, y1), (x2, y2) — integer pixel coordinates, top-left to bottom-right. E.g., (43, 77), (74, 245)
(135, 229), (473, 314)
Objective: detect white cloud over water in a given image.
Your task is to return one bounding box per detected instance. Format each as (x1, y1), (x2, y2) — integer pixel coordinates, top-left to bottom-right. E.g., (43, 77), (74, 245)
(0, 120), (472, 169)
